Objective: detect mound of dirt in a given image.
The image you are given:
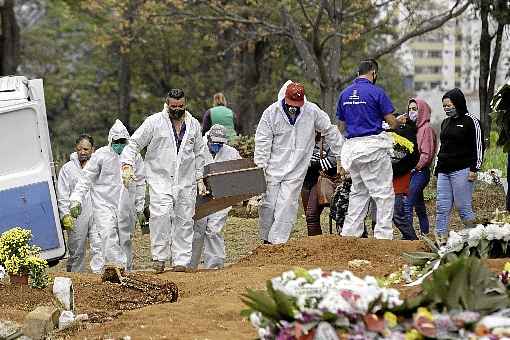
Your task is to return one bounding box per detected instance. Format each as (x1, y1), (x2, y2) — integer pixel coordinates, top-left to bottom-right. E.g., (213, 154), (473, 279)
(237, 235), (427, 277)
(0, 272), (179, 324)
(2, 236), (509, 340)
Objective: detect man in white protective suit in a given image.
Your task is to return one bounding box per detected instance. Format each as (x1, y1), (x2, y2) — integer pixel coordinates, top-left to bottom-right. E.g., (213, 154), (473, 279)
(120, 88), (207, 273)
(189, 124), (241, 270)
(69, 120), (145, 271)
(254, 81), (344, 244)
(336, 59), (398, 239)
(57, 134), (103, 273)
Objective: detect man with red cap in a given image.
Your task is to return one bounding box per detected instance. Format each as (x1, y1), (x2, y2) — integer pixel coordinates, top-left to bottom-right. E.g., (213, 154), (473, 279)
(254, 80), (344, 244)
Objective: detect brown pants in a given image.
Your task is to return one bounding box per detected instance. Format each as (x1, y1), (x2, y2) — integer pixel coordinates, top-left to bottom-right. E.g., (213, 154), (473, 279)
(304, 184), (324, 236)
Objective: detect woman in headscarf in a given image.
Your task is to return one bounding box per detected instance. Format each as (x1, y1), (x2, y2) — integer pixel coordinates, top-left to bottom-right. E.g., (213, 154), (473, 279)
(406, 98), (437, 236)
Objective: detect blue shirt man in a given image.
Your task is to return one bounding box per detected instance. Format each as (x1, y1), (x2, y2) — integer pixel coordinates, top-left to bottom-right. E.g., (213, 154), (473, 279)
(336, 78), (395, 138)
(335, 59), (398, 241)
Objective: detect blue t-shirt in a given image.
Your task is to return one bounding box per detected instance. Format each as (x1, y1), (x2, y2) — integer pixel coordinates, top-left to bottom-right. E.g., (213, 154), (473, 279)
(336, 78), (395, 139)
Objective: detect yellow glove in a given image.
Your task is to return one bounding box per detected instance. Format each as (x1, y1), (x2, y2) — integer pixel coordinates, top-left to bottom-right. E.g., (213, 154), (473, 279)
(69, 201), (82, 218)
(121, 164), (135, 188)
(62, 214), (75, 230)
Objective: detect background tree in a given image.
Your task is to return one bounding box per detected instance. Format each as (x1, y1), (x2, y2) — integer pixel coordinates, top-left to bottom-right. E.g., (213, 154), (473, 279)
(15, 0), (471, 159)
(475, 0), (510, 144)
(170, 0), (471, 119)
(0, 0), (20, 75)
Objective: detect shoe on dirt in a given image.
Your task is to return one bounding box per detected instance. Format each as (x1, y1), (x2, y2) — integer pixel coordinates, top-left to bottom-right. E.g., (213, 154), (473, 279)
(172, 265), (187, 272)
(152, 260), (165, 274)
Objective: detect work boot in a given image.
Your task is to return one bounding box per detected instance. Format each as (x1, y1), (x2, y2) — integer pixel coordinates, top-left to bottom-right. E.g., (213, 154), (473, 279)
(172, 265), (187, 272)
(152, 260), (165, 274)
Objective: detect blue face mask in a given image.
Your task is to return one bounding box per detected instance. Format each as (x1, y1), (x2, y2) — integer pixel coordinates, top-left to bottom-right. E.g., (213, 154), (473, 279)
(111, 143), (126, 155)
(209, 143), (223, 155)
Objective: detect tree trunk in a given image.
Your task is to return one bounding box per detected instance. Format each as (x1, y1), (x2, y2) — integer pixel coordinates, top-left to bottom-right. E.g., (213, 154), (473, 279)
(119, 49), (131, 132)
(486, 23), (505, 144)
(118, 0), (136, 133)
(0, 0), (20, 76)
(238, 41), (266, 134)
(320, 83), (339, 122)
(488, 23), (504, 110)
(479, 0), (491, 145)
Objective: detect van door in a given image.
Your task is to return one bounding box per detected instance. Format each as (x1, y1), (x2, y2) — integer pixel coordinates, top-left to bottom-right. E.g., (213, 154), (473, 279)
(0, 77), (66, 262)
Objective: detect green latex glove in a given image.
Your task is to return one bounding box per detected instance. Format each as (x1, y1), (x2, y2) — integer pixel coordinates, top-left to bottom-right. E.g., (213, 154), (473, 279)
(137, 212), (146, 227)
(69, 201), (82, 218)
(61, 214), (75, 231)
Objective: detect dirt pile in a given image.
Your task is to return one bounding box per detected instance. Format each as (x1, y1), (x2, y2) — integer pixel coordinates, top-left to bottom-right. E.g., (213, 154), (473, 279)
(237, 235), (427, 277)
(0, 272), (179, 324)
(1, 235), (508, 339)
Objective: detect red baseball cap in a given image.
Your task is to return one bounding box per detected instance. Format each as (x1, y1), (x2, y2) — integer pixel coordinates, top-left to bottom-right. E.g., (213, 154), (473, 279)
(285, 82), (305, 107)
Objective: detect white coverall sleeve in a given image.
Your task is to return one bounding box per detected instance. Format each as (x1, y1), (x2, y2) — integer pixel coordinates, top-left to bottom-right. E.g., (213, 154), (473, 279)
(134, 154), (146, 213)
(254, 110), (273, 169)
(56, 166), (71, 216)
(194, 124), (206, 179)
(120, 118), (154, 166)
(314, 108), (343, 159)
(69, 154), (101, 204)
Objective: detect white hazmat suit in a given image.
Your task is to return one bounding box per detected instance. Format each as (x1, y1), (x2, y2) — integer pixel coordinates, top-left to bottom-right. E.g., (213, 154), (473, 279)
(189, 139), (241, 269)
(118, 153), (145, 270)
(254, 81), (344, 244)
(120, 106), (206, 267)
(70, 120), (145, 269)
(57, 152), (103, 273)
(340, 133), (394, 239)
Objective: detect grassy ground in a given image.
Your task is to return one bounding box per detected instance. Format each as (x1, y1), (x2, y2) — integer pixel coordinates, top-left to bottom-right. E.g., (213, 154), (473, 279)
(482, 131), (507, 176)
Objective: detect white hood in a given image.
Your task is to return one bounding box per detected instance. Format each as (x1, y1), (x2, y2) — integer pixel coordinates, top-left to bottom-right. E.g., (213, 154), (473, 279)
(108, 119), (130, 145)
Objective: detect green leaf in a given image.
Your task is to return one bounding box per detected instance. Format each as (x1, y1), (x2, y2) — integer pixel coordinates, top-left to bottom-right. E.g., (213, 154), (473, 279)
(240, 309), (253, 318)
(401, 252), (439, 266)
(241, 288), (279, 320)
(266, 281), (297, 321)
(421, 234), (439, 252)
(409, 257), (510, 315)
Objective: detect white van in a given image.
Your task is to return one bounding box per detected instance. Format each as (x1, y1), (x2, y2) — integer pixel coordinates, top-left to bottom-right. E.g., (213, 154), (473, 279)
(0, 76), (66, 264)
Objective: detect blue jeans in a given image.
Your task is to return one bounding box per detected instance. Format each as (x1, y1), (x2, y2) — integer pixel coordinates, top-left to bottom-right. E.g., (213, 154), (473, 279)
(394, 194), (417, 240)
(435, 168), (475, 235)
(407, 168), (431, 234)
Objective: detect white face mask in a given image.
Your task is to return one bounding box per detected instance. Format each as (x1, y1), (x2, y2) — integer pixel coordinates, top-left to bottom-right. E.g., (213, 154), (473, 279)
(408, 111), (418, 122)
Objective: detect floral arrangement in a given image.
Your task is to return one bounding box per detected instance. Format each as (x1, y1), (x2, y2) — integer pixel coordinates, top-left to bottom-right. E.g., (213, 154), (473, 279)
(0, 227), (49, 288)
(378, 265), (422, 287)
(477, 169), (503, 186)
(243, 259), (510, 339)
(403, 220), (510, 287)
(242, 268), (402, 339)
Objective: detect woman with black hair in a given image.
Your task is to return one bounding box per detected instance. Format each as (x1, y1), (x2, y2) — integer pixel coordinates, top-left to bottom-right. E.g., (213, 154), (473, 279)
(435, 88), (484, 244)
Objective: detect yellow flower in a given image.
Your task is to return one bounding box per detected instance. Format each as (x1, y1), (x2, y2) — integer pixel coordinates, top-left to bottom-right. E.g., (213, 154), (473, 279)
(504, 262), (510, 273)
(416, 307), (434, 321)
(405, 329), (424, 340)
(384, 312), (398, 328)
(293, 267), (314, 283)
(390, 132), (414, 153)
